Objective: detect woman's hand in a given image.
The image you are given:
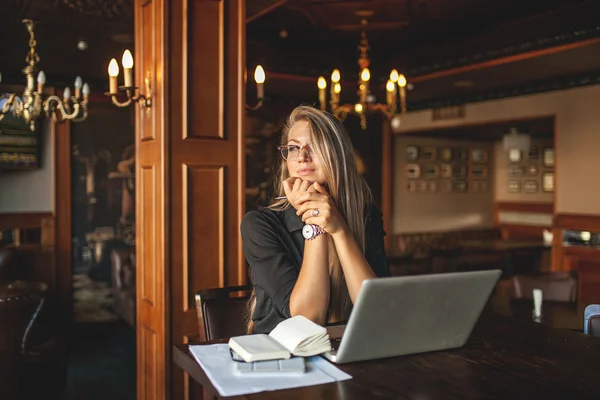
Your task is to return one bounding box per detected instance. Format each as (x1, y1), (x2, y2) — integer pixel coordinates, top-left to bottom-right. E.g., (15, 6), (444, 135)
(282, 177), (316, 210)
(296, 182), (348, 236)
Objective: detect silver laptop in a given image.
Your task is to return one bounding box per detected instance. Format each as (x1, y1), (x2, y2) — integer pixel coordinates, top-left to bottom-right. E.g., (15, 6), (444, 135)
(323, 269), (501, 364)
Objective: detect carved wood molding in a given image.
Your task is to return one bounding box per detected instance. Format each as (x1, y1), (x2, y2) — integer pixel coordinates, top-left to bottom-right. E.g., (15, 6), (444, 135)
(0, 212), (53, 230)
(554, 213), (600, 231)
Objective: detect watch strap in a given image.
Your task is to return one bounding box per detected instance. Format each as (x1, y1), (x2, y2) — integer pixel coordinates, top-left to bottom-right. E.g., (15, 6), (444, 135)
(308, 224), (325, 240)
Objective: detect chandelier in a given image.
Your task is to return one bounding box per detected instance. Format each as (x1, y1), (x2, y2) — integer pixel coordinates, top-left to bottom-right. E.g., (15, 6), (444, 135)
(316, 17), (407, 129)
(0, 20), (89, 131)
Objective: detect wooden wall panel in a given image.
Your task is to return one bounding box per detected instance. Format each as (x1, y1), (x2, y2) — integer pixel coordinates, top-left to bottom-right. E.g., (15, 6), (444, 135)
(183, 165), (225, 310)
(188, 1), (223, 139)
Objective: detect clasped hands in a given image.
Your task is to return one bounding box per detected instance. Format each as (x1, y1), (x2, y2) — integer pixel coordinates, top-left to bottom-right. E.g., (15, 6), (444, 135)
(283, 177), (347, 236)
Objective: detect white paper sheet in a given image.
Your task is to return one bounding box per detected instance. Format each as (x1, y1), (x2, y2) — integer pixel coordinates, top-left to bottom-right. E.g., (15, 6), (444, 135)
(189, 344), (352, 397)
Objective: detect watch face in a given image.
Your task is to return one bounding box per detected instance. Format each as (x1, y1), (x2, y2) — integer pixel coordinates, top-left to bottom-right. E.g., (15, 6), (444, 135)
(302, 224), (314, 239)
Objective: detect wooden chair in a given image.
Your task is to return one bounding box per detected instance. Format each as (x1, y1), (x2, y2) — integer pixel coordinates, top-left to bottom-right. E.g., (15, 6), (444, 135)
(584, 304), (600, 337)
(194, 285), (252, 341)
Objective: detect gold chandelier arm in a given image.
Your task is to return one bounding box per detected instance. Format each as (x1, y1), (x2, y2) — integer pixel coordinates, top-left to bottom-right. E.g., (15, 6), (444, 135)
(110, 94), (133, 108)
(245, 99), (263, 111)
(43, 95), (81, 121)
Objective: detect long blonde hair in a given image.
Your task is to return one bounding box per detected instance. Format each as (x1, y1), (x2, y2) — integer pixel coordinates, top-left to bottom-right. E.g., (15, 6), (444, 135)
(247, 105), (373, 333)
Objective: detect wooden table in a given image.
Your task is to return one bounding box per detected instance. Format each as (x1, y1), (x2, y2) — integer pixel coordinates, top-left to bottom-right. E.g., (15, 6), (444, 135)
(173, 311), (600, 399)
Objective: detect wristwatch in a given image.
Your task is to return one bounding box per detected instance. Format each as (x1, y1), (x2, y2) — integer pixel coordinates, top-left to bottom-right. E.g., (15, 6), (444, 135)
(302, 224), (325, 240)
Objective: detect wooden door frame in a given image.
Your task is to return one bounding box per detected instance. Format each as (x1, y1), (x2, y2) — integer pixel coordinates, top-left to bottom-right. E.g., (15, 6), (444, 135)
(54, 120), (73, 328)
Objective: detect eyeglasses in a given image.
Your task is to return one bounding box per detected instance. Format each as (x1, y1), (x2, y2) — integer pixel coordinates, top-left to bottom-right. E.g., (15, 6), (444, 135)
(277, 144), (314, 161)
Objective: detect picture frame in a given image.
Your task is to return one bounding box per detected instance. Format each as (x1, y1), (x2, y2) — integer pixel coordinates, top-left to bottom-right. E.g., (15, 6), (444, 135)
(469, 165), (488, 179)
(405, 164), (420, 178)
(417, 180), (428, 193)
(439, 147), (453, 162)
(426, 181), (437, 193)
(527, 164), (539, 176)
(470, 148), (488, 163)
(405, 146), (419, 161)
(524, 180), (539, 193)
(509, 165), (524, 177)
(456, 148), (468, 161)
(453, 180), (468, 192)
(440, 164), (453, 178)
(406, 180), (417, 193)
(543, 148), (554, 167)
(543, 172), (554, 192)
(508, 180), (520, 193)
(452, 164), (467, 178)
(508, 149), (521, 163)
(422, 163), (440, 179)
(528, 146), (539, 160)
(439, 180), (453, 193)
(421, 147), (437, 161)
(471, 180), (489, 193)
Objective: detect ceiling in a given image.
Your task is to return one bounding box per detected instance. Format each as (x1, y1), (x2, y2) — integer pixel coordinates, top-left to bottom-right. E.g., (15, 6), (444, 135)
(1, 0), (600, 109)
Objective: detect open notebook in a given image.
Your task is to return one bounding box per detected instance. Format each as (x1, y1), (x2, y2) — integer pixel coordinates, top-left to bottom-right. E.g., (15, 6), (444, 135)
(228, 315), (331, 362)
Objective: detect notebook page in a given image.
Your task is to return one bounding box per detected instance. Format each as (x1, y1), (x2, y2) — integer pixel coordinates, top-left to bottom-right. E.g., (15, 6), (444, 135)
(269, 315), (328, 353)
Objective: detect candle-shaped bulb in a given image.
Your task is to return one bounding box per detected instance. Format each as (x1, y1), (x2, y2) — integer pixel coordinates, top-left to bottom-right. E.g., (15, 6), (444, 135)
(82, 83), (90, 98)
(398, 74), (407, 88)
(317, 76), (327, 90)
(74, 76), (83, 88)
(254, 65), (265, 84)
(334, 82), (341, 94)
(386, 80), (395, 92)
(360, 68), (370, 82)
(122, 50), (134, 68)
(108, 59), (119, 77)
(390, 69), (399, 82)
(63, 87), (71, 102)
(108, 58), (119, 94)
(37, 71), (46, 85)
(122, 50), (133, 87)
(331, 69), (340, 83)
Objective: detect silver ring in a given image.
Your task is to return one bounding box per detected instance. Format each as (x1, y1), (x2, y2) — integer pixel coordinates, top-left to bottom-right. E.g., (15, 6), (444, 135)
(312, 209), (319, 217)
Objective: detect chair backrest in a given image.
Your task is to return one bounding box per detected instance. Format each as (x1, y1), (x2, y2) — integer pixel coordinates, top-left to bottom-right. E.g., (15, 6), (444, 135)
(584, 304), (600, 337)
(195, 285), (251, 341)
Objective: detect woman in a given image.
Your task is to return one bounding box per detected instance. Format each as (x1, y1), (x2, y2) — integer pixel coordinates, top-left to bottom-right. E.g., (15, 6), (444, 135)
(241, 105), (390, 334)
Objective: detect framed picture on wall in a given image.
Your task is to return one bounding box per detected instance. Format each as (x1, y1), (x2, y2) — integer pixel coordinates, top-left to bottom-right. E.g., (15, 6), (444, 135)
(508, 149), (522, 163)
(543, 172), (554, 192)
(406, 146), (419, 161)
(405, 164), (420, 178)
(452, 164), (467, 178)
(456, 148), (468, 161)
(421, 147), (437, 161)
(471, 180), (489, 193)
(417, 180), (428, 193)
(406, 180), (417, 193)
(440, 164), (452, 178)
(440, 180), (453, 193)
(453, 180), (468, 192)
(528, 146), (540, 160)
(426, 181), (437, 193)
(508, 180), (521, 193)
(469, 165), (488, 179)
(422, 163), (440, 179)
(527, 164), (539, 176)
(509, 165), (524, 177)
(470, 148), (488, 163)
(439, 147), (453, 162)
(543, 148), (554, 167)
(524, 180), (539, 193)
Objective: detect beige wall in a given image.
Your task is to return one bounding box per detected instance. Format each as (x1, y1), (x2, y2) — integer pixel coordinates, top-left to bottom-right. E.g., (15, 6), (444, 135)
(395, 84), (600, 216)
(494, 139), (554, 204)
(0, 120), (54, 212)
(393, 136), (495, 234)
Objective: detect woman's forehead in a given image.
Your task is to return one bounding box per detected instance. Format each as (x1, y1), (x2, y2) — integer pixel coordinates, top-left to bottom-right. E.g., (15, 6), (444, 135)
(288, 120), (311, 141)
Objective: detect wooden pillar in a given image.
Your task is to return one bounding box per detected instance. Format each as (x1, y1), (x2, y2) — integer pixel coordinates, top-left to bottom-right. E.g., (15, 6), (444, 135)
(134, 0), (247, 399)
